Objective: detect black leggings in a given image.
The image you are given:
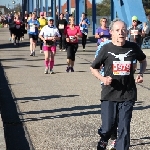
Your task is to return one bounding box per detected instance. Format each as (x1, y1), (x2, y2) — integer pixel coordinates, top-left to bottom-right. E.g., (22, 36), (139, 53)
(59, 33), (66, 49)
(40, 38), (43, 50)
(82, 33), (87, 49)
(14, 29), (21, 43)
(66, 43), (78, 61)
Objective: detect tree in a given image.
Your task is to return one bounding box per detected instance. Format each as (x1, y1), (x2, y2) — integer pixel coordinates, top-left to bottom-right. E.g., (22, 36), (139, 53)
(86, 0), (110, 16)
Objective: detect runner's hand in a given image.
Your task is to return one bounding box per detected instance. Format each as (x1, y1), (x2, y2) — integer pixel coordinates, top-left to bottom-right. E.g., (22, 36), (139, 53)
(102, 76), (112, 85)
(135, 74), (143, 83)
(43, 40), (46, 44)
(66, 38), (69, 42)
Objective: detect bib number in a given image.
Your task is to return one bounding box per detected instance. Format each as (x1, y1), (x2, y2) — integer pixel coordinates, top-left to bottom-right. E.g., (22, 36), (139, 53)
(59, 24), (64, 29)
(113, 61), (131, 75)
(131, 30), (138, 35)
(80, 27), (83, 30)
(69, 36), (76, 42)
(30, 24), (35, 32)
(101, 38), (109, 42)
(16, 25), (20, 29)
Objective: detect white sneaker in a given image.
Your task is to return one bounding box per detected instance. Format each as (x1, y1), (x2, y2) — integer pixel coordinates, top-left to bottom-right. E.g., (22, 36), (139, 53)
(108, 140), (116, 150)
(40, 50), (43, 53)
(44, 68), (48, 74)
(50, 70), (54, 74)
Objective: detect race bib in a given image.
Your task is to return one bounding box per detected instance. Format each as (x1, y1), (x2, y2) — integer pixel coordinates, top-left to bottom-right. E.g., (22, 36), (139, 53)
(69, 36), (76, 42)
(101, 38), (109, 42)
(59, 24), (64, 29)
(16, 25), (20, 29)
(113, 61), (131, 75)
(131, 30), (138, 35)
(30, 24), (35, 32)
(83, 32), (87, 35)
(80, 27), (83, 30)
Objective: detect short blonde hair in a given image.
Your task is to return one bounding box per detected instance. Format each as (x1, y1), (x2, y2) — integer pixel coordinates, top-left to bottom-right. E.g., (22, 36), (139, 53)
(100, 18), (107, 24)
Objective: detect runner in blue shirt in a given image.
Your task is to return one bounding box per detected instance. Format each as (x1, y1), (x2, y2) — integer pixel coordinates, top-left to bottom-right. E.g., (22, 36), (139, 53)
(79, 13), (90, 51)
(27, 13), (40, 56)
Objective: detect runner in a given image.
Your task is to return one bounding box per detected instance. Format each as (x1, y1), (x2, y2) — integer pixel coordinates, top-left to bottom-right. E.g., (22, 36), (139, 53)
(64, 16), (82, 72)
(24, 11), (29, 30)
(95, 18), (111, 47)
(128, 16), (145, 72)
(27, 13), (40, 56)
(95, 39), (117, 150)
(13, 15), (23, 46)
(128, 16), (144, 47)
(8, 14), (14, 42)
(39, 17), (61, 74)
(90, 18), (147, 150)
(79, 13), (90, 51)
(38, 12), (47, 53)
(56, 13), (68, 51)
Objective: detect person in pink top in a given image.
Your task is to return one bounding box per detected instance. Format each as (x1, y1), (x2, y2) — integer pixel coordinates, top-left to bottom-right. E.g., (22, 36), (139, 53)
(64, 16), (82, 72)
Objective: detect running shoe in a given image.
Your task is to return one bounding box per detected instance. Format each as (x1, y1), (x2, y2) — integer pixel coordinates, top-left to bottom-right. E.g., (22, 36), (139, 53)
(44, 68), (48, 74)
(50, 70), (54, 74)
(40, 50), (43, 53)
(33, 51), (35, 56)
(97, 140), (108, 150)
(66, 67), (70, 72)
(30, 52), (33, 56)
(108, 140), (116, 150)
(70, 67), (74, 72)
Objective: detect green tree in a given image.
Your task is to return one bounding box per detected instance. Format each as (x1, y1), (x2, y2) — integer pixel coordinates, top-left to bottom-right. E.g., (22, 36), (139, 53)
(87, 0), (110, 16)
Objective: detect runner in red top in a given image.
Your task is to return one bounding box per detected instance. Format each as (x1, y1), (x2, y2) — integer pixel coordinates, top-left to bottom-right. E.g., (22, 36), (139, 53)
(14, 15), (22, 46)
(64, 16), (82, 72)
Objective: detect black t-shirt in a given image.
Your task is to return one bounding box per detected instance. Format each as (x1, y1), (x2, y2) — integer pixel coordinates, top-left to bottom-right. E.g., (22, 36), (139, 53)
(91, 41), (146, 102)
(56, 19), (68, 33)
(129, 26), (142, 44)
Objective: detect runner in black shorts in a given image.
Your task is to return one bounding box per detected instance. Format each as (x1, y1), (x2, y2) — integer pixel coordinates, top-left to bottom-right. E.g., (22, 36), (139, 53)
(27, 13), (40, 56)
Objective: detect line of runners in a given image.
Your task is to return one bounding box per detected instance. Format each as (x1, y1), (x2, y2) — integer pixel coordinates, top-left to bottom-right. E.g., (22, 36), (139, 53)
(5, 11), (148, 150)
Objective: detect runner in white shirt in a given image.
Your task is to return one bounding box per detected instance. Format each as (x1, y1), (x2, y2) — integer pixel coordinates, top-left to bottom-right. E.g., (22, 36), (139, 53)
(39, 17), (61, 74)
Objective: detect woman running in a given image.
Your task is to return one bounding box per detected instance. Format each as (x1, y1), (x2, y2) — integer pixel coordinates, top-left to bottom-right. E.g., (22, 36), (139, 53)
(39, 17), (61, 74)
(95, 18), (111, 47)
(64, 16), (82, 72)
(27, 13), (40, 56)
(13, 15), (23, 46)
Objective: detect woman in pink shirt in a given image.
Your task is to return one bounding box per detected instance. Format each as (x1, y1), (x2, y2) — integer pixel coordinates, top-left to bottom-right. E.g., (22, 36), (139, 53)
(64, 16), (82, 72)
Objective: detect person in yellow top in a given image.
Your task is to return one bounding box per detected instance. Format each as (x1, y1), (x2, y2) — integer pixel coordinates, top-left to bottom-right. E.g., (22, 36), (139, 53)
(38, 12), (48, 53)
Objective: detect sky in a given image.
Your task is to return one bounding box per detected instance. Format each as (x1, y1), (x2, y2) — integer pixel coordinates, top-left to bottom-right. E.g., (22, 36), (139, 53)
(0, 0), (102, 8)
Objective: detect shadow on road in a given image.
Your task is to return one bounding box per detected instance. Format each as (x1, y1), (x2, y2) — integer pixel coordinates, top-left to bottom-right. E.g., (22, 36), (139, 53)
(0, 42), (30, 49)
(0, 62), (34, 150)
(20, 104), (101, 122)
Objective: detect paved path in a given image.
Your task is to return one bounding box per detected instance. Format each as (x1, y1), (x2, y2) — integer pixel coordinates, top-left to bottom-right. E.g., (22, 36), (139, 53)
(0, 28), (150, 150)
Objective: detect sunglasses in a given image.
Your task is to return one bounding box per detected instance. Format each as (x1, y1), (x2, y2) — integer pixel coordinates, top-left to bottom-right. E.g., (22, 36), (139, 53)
(133, 20), (137, 22)
(102, 21), (107, 22)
